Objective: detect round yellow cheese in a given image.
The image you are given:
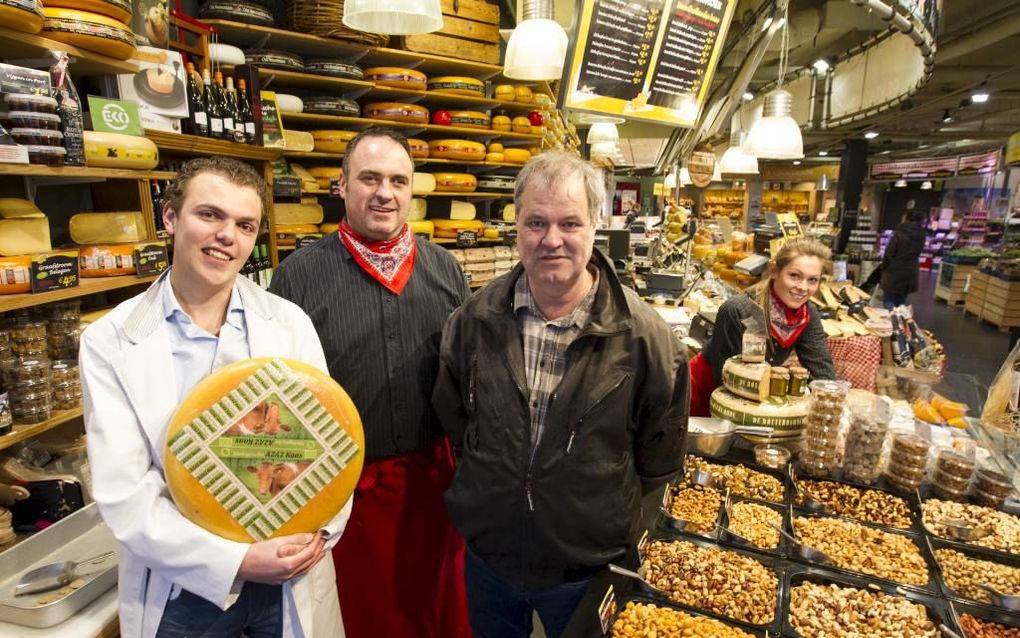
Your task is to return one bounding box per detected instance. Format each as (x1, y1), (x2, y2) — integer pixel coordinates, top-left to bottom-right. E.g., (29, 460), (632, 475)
(427, 76), (485, 96)
(514, 86), (534, 103)
(364, 67), (426, 90)
(503, 148), (531, 164)
(449, 111), (490, 130)
(0, 0), (43, 34)
(165, 358), (365, 542)
(494, 85), (515, 101)
(407, 138), (429, 158)
(319, 223), (339, 234)
(308, 166), (342, 189)
(408, 219), (434, 239)
(43, 7), (135, 60)
(432, 218), (484, 238)
(83, 131), (158, 169)
(512, 117), (532, 134)
(311, 130), (357, 154)
(363, 102), (429, 123)
(432, 172), (477, 192)
(45, 0), (131, 24)
(428, 139), (485, 161)
(485, 152), (504, 163)
(487, 142), (504, 153)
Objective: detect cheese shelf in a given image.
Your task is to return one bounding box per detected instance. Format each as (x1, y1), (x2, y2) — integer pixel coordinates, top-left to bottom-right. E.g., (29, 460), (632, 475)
(302, 190), (509, 198)
(365, 86), (542, 113)
(0, 275), (158, 313)
(0, 25), (138, 76)
(281, 112), (542, 141)
(224, 65), (374, 96)
(0, 407), (84, 453)
(0, 164), (177, 180)
(145, 130), (283, 160)
(282, 151), (525, 170)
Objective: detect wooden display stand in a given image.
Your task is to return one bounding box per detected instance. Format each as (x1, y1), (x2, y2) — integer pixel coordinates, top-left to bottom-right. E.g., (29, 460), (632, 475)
(964, 270), (988, 318)
(981, 273), (1020, 330)
(933, 261), (975, 306)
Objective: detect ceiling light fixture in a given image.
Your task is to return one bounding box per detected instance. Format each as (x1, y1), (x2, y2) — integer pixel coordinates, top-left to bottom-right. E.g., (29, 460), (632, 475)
(503, 0), (568, 80)
(664, 170), (677, 189)
(894, 179), (907, 188)
(679, 167), (692, 187)
(818, 150), (828, 156)
(812, 58), (830, 73)
(744, 6), (803, 160)
(864, 131), (879, 139)
(920, 180), (933, 190)
(343, 0), (442, 34)
(718, 131), (759, 175)
(742, 91), (754, 101)
(971, 91), (989, 103)
(587, 122), (619, 146)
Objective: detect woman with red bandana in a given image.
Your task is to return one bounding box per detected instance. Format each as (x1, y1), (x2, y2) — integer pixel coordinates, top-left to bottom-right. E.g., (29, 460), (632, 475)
(689, 237), (837, 416)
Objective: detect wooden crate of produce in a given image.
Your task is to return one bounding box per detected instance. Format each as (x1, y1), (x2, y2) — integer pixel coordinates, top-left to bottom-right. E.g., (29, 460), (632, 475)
(963, 270), (987, 317)
(980, 273), (1020, 328)
(933, 262), (975, 305)
(402, 0), (501, 64)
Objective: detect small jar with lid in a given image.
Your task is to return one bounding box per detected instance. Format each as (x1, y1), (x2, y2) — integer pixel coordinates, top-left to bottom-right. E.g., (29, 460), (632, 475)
(972, 466), (1012, 509)
(10, 319), (47, 342)
(9, 358), (51, 385)
(769, 367), (790, 397)
(788, 367), (809, 396)
(49, 360), (79, 386)
(12, 391), (51, 424)
(51, 383), (81, 411)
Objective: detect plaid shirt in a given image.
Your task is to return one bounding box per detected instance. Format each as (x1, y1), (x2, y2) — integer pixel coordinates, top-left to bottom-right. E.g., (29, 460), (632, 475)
(514, 270), (599, 451)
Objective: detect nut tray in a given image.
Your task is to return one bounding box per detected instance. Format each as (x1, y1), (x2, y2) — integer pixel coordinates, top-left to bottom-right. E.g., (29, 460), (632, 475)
(637, 531), (785, 633)
(719, 496), (790, 558)
(787, 473), (926, 530)
(782, 566), (953, 638)
(948, 598), (1020, 636)
(683, 454), (791, 505)
(927, 535), (1020, 612)
(657, 483), (723, 540)
(920, 494), (1020, 563)
(602, 590), (770, 637)
(788, 510), (942, 594)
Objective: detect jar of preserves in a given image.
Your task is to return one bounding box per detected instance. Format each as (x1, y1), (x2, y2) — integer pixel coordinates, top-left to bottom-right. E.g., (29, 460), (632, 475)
(788, 367), (809, 396)
(769, 367), (790, 398)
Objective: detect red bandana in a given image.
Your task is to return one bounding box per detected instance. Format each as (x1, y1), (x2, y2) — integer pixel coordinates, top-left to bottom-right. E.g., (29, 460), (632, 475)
(338, 220), (416, 295)
(767, 283), (810, 348)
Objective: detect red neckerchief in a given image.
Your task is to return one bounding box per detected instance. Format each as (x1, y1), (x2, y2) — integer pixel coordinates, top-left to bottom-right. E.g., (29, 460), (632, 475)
(338, 219), (416, 295)
(767, 283), (810, 348)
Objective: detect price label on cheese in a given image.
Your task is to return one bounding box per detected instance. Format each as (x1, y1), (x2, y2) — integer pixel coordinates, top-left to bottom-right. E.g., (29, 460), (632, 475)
(31, 251), (79, 293)
(134, 241), (169, 276)
(457, 230), (478, 248)
(165, 358), (365, 542)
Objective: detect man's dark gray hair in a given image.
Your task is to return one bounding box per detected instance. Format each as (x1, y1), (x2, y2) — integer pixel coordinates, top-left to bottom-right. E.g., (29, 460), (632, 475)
(513, 151), (605, 224)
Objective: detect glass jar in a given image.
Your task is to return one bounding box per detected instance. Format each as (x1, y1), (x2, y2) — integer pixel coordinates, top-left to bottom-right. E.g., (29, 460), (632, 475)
(49, 360), (79, 385)
(741, 331), (766, 363)
(788, 367), (809, 396)
(12, 390), (51, 423)
(843, 397), (889, 484)
(9, 358), (51, 384)
(10, 319), (46, 341)
(51, 383), (81, 411)
(800, 380), (850, 478)
(12, 337), (47, 357)
(769, 367), (789, 397)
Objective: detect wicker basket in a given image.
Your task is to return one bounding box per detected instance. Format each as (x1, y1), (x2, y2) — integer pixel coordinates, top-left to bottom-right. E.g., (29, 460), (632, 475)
(286, 0), (388, 46)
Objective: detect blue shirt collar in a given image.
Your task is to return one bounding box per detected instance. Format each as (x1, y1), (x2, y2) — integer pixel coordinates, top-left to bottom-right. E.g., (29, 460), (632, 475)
(161, 270), (245, 332)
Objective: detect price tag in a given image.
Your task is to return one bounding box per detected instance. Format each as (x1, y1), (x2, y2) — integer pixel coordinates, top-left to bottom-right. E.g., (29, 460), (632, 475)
(295, 234), (322, 250)
(457, 230), (478, 248)
(31, 251), (79, 293)
(597, 586), (617, 635)
(133, 241), (169, 276)
(330, 178), (343, 197)
(503, 229), (517, 246)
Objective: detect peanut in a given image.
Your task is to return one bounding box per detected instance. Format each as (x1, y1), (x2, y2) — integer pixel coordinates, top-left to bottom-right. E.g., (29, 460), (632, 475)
(934, 548), (1020, 604)
(667, 486), (721, 533)
(728, 502), (782, 549)
(794, 516), (929, 585)
(686, 458), (784, 503)
(789, 582), (937, 637)
(922, 499), (1020, 554)
(611, 601), (754, 638)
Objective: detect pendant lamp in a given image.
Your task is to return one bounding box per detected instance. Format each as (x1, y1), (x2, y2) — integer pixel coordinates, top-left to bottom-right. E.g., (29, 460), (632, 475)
(679, 167), (692, 187)
(744, 4), (803, 160)
(587, 122), (619, 146)
(504, 0), (568, 80)
(343, 0), (443, 35)
(718, 131), (760, 175)
(664, 171), (677, 189)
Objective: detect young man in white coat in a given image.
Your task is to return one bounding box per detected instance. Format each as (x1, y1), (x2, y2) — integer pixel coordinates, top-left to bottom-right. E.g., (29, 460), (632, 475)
(81, 157), (351, 638)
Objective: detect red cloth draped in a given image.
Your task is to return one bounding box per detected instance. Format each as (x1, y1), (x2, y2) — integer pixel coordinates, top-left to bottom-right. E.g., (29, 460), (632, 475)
(338, 220), (417, 295)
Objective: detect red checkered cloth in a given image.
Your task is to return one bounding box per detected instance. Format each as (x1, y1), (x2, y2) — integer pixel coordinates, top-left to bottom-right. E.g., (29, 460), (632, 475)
(784, 335), (883, 391)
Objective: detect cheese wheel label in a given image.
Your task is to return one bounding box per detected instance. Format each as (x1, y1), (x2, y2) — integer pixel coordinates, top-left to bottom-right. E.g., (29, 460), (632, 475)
(168, 359), (360, 540)
(709, 387), (807, 431)
(428, 79), (483, 94)
(3, 0), (44, 16)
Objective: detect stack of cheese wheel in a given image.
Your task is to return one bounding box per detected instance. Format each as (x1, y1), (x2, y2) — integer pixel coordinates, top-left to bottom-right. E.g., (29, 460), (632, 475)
(308, 167), (342, 190)
(42, 4), (135, 60)
(448, 111), (490, 130)
(69, 210), (148, 277)
(364, 103), (428, 124)
(407, 138), (429, 159)
(165, 358), (365, 542)
(1, 0), (44, 33)
(429, 140), (485, 162)
(709, 356), (808, 441)
(432, 219), (484, 239)
(433, 173), (477, 193)
(311, 130), (357, 154)
(364, 67), (426, 90)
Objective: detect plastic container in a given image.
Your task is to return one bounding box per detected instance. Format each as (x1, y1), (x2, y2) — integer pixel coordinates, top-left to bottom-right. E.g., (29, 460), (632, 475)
(10, 128), (63, 146)
(755, 444), (791, 469)
(4, 93), (58, 114)
(887, 433), (929, 492)
(52, 384), (81, 411)
(11, 337), (47, 357)
(12, 400), (51, 424)
(933, 467), (971, 493)
(49, 360), (79, 385)
(800, 380), (850, 478)
(47, 317), (80, 335)
(936, 451), (974, 480)
(45, 300), (80, 318)
(9, 358), (49, 383)
(974, 467), (1012, 498)
(6, 111), (62, 130)
(932, 482), (969, 502)
(11, 320), (47, 341)
(26, 145), (66, 166)
(842, 396), (889, 484)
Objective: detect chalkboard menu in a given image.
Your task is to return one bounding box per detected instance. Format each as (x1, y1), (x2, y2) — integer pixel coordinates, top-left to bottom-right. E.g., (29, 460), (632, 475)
(562, 0), (736, 127)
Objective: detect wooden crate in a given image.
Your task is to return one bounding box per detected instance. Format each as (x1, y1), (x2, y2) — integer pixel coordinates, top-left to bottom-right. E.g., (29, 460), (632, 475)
(402, 0), (501, 64)
(979, 273), (1020, 329)
(964, 270), (988, 316)
(934, 262), (975, 305)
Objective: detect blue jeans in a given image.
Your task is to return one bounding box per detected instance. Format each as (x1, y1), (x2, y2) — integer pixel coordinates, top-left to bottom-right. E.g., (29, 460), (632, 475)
(463, 548), (590, 638)
(155, 582), (282, 637)
(883, 291), (908, 310)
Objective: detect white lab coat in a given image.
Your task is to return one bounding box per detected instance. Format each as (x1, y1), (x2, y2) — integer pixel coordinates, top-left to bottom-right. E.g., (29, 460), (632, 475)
(81, 271), (350, 638)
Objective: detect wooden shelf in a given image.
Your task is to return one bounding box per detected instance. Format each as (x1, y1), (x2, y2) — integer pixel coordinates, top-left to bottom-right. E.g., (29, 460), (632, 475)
(284, 151), (524, 171)
(0, 275), (157, 313)
(281, 113), (541, 142)
(433, 237), (506, 245)
(365, 86), (539, 112)
(420, 191), (509, 198)
(0, 25), (137, 76)
(0, 408), (84, 453)
(225, 65), (373, 95)
(361, 47), (503, 79)
(145, 130), (282, 160)
(0, 164), (176, 180)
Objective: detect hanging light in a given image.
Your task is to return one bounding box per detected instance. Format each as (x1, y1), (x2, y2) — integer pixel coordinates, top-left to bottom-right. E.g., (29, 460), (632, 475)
(718, 131), (759, 175)
(920, 180), (933, 190)
(679, 167), (692, 187)
(745, 89), (804, 159)
(587, 122), (619, 146)
(894, 179), (907, 188)
(590, 141), (616, 158)
(343, 0), (443, 34)
(711, 162), (723, 182)
(664, 171), (677, 188)
(504, 0), (568, 80)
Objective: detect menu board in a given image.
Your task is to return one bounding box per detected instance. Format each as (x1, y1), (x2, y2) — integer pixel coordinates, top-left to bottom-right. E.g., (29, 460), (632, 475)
(562, 0), (736, 128)
(956, 150), (1000, 175)
(870, 157), (958, 180)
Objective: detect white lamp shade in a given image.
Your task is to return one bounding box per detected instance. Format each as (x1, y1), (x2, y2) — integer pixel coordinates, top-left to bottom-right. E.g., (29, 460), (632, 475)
(587, 122), (619, 145)
(664, 172), (677, 188)
(679, 167), (692, 187)
(744, 89), (804, 160)
(343, 0), (443, 35)
(590, 141), (616, 157)
(711, 163), (722, 182)
(718, 145), (759, 175)
(504, 18), (568, 80)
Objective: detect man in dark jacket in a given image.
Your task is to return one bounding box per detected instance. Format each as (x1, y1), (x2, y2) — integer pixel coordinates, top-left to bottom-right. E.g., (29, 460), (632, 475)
(878, 209), (925, 309)
(432, 151), (689, 638)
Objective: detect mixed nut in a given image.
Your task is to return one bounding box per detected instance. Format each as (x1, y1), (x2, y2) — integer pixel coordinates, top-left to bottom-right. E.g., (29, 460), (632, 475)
(727, 501), (782, 549)
(611, 601), (754, 638)
(685, 458), (784, 503)
(934, 548), (1020, 605)
(793, 517), (930, 585)
(666, 486), (721, 533)
(789, 582), (938, 637)
(958, 614), (1020, 638)
(797, 479), (913, 529)
(922, 499), (1020, 554)
(641, 539), (778, 625)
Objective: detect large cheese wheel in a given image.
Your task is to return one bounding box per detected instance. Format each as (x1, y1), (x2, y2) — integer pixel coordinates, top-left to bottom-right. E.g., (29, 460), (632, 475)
(319, 223), (339, 234)
(433, 173), (477, 192)
(408, 220), (434, 239)
(208, 43), (246, 66)
(427, 76), (485, 96)
(0, 0), (43, 34)
(485, 152), (504, 163)
(0, 217), (51, 256)
(165, 358), (365, 542)
(429, 139), (485, 161)
(722, 357), (772, 402)
(0, 198), (44, 219)
(363, 102), (428, 124)
(412, 173), (436, 195)
(289, 164), (318, 191)
(364, 67), (426, 90)
(275, 201), (324, 225)
(407, 138), (429, 159)
(503, 148), (532, 164)
(449, 111), (490, 130)
(45, 0), (130, 24)
(432, 218), (485, 238)
(427, 199), (476, 220)
(79, 243), (136, 277)
(710, 387), (808, 435)
(42, 7), (135, 61)
(311, 130), (357, 154)
(70, 211), (145, 244)
(308, 166), (342, 190)
(0, 255), (33, 294)
(408, 198), (427, 222)
(275, 94), (304, 114)
(83, 131), (158, 169)
(283, 130), (314, 152)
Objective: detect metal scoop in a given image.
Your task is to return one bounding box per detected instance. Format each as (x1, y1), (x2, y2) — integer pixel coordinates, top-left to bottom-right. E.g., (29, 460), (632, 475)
(720, 492), (754, 547)
(769, 522), (834, 565)
(790, 468), (831, 514)
(689, 468), (715, 488)
(981, 583), (1020, 612)
(607, 563), (670, 597)
(939, 518), (993, 542)
(14, 551), (115, 596)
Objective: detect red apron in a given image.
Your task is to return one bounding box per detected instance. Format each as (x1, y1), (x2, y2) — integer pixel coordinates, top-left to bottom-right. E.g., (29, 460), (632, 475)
(333, 438), (472, 638)
(688, 352), (717, 417)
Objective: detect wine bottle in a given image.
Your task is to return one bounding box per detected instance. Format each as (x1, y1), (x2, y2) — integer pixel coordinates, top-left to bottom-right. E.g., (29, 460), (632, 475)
(202, 67), (223, 140)
(213, 71), (232, 141)
(236, 78), (256, 145)
(184, 62), (208, 137)
(225, 76), (245, 143)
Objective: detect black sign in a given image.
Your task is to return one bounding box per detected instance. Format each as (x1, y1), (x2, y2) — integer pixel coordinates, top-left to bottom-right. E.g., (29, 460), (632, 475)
(503, 229), (518, 246)
(647, 0), (726, 109)
(134, 242), (169, 276)
(456, 230), (478, 248)
(575, 0), (662, 101)
(31, 251), (79, 293)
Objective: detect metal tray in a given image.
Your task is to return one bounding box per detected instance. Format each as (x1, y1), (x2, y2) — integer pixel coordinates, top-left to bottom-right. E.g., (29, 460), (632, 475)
(657, 482), (724, 540)
(636, 531), (785, 634)
(919, 492), (1020, 563)
(787, 509), (942, 594)
(598, 587), (770, 637)
(719, 496), (790, 558)
(782, 566), (954, 638)
(683, 454), (791, 506)
(789, 473), (924, 535)
(0, 504), (118, 628)
(927, 535), (1020, 612)
(948, 598), (1020, 636)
